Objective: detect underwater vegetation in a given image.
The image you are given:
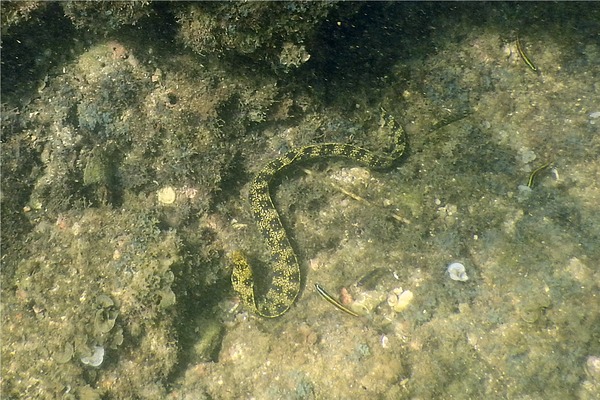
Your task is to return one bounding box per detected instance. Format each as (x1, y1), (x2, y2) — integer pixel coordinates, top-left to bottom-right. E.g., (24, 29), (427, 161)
(1, 2), (599, 399)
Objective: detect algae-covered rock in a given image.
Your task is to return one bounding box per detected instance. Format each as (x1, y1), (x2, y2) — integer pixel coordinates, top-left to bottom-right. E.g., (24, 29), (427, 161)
(1, 208), (180, 398)
(0, 1), (48, 35)
(176, 2), (342, 70)
(61, 1), (153, 35)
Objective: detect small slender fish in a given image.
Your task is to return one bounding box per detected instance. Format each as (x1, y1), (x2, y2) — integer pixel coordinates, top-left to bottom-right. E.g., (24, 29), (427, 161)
(527, 162), (551, 188)
(516, 36), (538, 73)
(315, 283), (359, 317)
(356, 267), (389, 289)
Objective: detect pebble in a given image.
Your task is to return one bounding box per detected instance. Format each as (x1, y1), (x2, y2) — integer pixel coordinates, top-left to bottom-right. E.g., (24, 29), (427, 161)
(387, 288), (414, 312)
(447, 262), (469, 282)
(517, 184), (533, 201)
(518, 149), (537, 164)
(585, 355), (600, 381)
(157, 186), (176, 204)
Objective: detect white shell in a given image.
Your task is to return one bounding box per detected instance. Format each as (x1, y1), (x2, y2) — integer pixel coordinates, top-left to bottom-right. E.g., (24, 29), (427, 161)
(447, 262), (469, 282)
(80, 345), (105, 367)
(387, 288), (414, 312)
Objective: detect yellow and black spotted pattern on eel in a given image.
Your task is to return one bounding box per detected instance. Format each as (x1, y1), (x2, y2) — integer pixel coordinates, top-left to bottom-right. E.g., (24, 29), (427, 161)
(231, 115), (406, 317)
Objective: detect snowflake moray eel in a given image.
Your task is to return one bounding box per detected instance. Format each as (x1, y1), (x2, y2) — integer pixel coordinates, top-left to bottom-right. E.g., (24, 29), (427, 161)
(231, 115), (406, 317)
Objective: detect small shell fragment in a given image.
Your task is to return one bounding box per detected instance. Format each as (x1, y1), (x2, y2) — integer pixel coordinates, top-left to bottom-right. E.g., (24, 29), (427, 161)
(387, 288), (414, 312)
(447, 262), (469, 282)
(352, 290), (387, 314)
(80, 345), (105, 367)
(380, 334), (389, 349)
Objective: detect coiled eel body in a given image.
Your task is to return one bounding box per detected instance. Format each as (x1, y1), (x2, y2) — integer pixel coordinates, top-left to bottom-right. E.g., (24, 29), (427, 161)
(232, 115), (406, 317)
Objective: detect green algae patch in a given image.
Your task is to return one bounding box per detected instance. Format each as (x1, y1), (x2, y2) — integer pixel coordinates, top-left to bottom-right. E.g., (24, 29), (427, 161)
(176, 2), (338, 71)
